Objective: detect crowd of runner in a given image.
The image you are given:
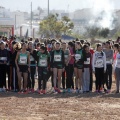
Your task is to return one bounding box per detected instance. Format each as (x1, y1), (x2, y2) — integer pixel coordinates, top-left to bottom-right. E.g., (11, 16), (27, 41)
(0, 35), (120, 94)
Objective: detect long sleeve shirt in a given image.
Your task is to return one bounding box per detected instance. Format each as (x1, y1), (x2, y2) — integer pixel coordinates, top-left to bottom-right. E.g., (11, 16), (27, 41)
(92, 51), (106, 72)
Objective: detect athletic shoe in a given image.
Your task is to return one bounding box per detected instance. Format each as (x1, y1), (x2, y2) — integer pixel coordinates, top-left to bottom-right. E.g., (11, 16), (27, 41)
(79, 89), (83, 94)
(76, 89), (79, 93)
(63, 89), (66, 93)
(95, 90), (99, 93)
(18, 90), (23, 94)
(67, 88), (71, 93)
(38, 90), (42, 94)
(31, 88), (35, 93)
(106, 89), (111, 93)
(0, 88), (2, 92)
(54, 87), (60, 93)
(42, 90), (46, 94)
(56, 89), (61, 93)
(18, 90), (27, 94)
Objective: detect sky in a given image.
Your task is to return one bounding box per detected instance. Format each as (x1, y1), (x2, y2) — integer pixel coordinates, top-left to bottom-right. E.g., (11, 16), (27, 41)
(0, 0), (120, 13)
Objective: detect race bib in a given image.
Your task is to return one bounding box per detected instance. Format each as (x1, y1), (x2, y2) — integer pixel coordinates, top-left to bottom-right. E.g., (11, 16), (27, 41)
(84, 58), (90, 65)
(39, 59), (47, 66)
(30, 55), (34, 61)
(54, 55), (61, 62)
(20, 56), (27, 64)
(75, 54), (81, 61)
(96, 59), (103, 67)
(0, 57), (7, 61)
(64, 55), (68, 59)
(106, 59), (112, 64)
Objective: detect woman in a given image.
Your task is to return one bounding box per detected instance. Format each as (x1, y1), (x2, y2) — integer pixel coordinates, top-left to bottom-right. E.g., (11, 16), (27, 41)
(62, 42), (71, 92)
(82, 44), (92, 93)
(115, 45), (120, 93)
(113, 43), (119, 82)
(11, 42), (21, 92)
(0, 42), (10, 91)
(103, 41), (113, 93)
(37, 46), (50, 94)
(67, 42), (75, 92)
(92, 43), (106, 93)
(74, 41), (86, 93)
(15, 42), (30, 93)
(50, 42), (64, 93)
(27, 42), (37, 92)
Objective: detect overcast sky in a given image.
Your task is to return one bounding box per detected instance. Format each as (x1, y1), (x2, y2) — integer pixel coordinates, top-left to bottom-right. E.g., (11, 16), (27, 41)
(0, 0), (120, 12)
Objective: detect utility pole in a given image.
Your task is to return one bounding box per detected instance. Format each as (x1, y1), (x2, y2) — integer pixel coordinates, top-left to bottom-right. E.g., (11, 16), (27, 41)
(31, 2), (33, 37)
(15, 14), (16, 29)
(48, 0), (49, 16)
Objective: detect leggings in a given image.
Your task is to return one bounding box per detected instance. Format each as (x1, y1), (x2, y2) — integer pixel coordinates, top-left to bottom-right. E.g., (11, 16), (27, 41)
(62, 65), (69, 89)
(38, 67), (48, 90)
(67, 64), (74, 89)
(12, 67), (19, 90)
(104, 64), (112, 90)
(28, 66), (36, 89)
(95, 68), (104, 91)
(0, 64), (7, 88)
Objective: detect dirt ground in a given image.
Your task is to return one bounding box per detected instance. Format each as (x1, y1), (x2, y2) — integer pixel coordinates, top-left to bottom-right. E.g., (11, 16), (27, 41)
(0, 78), (120, 120)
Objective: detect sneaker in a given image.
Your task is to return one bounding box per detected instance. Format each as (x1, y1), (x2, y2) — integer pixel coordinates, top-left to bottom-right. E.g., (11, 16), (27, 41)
(76, 89), (79, 93)
(31, 88), (35, 93)
(67, 88), (71, 93)
(106, 89), (111, 93)
(38, 90), (42, 94)
(0, 88), (2, 92)
(18, 90), (23, 94)
(95, 90), (99, 93)
(99, 90), (103, 93)
(56, 89), (61, 93)
(54, 87), (58, 92)
(42, 90), (46, 94)
(79, 89), (83, 94)
(19, 90), (28, 94)
(63, 89), (66, 93)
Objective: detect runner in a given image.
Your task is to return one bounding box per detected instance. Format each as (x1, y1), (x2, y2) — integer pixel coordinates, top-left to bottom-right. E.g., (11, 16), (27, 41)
(103, 41), (113, 93)
(67, 42), (75, 92)
(82, 44), (92, 93)
(115, 45), (120, 93)
(37, 46), (50, 94)
(0, 42), (10, 91)
(50, 42), (64, 93)
(92, 43), (106, 93)
(27, 42), (37, 92)
(11, 42), (21, 92)
(62, 42), (71, 93)
(15, 42), (30, 93)
(74, 41), (86, 93)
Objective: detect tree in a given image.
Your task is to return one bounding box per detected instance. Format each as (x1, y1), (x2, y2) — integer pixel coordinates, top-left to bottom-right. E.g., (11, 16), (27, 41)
(85, 27), (100, 38)
(39, 14), (74, 38)
(99, 28), (110, 38)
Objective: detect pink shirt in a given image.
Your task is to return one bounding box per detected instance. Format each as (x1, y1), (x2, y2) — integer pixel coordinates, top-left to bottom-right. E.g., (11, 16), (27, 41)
(69, 48), (74, 64)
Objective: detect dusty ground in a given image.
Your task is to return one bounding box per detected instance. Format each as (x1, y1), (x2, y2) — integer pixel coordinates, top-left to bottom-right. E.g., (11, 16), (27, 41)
(0, 78), (120, 120)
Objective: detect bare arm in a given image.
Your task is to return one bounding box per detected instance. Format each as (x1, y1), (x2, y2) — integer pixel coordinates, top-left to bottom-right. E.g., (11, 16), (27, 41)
(15, 52), (19, 70)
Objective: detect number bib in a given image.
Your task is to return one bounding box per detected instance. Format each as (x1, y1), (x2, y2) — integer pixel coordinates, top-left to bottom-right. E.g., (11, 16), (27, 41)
(96, 59), (103, 67)
(0, 57), (7, 61)
(39, 59), (47, 67)
(64, 55), (68, 59)
(75, 54), (81, 61)
(30, 55), (34, 61)
(19, 56), (27, 64)
(84, 58), (90, 65)
(54, 55), (61, 62)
